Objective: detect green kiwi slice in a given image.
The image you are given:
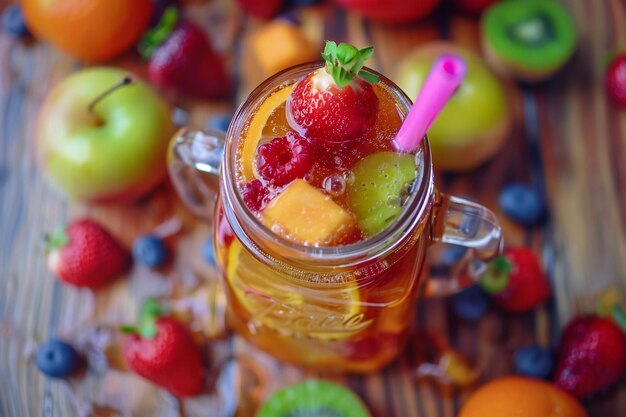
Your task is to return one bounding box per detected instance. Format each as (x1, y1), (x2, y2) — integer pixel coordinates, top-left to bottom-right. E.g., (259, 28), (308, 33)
(256, 380), (371, 417)
(347, 151), (416, 237)
(482, 0), (576, 81)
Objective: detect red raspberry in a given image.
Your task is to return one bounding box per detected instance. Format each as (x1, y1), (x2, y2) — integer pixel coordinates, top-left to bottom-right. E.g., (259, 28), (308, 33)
(241, 179), (269, 212)
(255, 132), (313, 187)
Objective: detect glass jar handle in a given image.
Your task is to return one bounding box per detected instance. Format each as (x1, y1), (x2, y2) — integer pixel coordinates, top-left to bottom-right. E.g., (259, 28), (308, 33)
(167, 128), (225, 220)
(426, 192), (503, 296)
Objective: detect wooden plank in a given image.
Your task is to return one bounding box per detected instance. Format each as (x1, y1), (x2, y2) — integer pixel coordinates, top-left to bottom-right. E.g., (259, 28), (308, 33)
(0, 0), (625, 416)
(537, 0), (626, 319)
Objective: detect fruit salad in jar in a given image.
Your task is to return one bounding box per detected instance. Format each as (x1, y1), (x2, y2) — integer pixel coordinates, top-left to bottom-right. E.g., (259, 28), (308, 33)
(215, 42), (427, 372)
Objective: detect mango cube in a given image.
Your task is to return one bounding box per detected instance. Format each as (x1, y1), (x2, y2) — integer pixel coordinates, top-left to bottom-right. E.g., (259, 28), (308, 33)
(262, 180), (356, 245)
(251, 21), (317, 78)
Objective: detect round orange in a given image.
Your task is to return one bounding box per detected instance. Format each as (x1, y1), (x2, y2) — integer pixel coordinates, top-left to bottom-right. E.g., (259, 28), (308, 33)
(459, 377), (588, 417)
(22, 0), (152, 62)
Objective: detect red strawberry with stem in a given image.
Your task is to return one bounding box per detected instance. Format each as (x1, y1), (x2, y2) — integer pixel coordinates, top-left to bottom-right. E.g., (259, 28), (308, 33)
(139, 7), (232, 99)
(286, 41), (379, 144)
(479, 247), (551, 313)
(46, 219), (129, 289)
(605, 53), (626, 108)
(121, 298), (205, 397)
(553, 313), (626, 398)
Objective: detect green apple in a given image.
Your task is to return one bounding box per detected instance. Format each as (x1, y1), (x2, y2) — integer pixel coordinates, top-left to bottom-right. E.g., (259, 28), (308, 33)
(36, 67), (174, 202)
(395, 42), (511, 172)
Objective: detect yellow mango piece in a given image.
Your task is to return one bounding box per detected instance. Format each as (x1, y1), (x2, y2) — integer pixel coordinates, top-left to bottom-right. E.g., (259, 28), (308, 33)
(251, 21), (317, 78)
(262, 180), (356, 245)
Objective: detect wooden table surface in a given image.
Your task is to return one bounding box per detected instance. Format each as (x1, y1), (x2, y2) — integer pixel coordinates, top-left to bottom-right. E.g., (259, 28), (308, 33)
(1, 0), (625, 416)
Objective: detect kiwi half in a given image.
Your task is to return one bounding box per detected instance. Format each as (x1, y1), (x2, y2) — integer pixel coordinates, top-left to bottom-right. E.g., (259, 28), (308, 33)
(256, 380), (371, 417)
(481, 0), (576, 83)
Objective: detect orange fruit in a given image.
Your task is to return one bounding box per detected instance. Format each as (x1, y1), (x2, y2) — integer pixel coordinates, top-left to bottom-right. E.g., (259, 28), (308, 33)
(459, 377), (588, 417)
(22, 0), (152, 62)
(240, 84), (293, 182)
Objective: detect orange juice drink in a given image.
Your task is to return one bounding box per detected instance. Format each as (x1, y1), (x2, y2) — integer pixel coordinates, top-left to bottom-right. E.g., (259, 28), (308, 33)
(216, 44), (426, 372)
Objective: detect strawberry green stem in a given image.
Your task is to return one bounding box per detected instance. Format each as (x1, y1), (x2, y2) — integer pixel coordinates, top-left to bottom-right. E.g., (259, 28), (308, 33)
(45, 228), (69, 252)
(119, 298), (165, 339)
(119, 325), (138, 334)
(138, 6), (179, 60)
(321, 41), (379, 88)
(479, 256), (511, 294)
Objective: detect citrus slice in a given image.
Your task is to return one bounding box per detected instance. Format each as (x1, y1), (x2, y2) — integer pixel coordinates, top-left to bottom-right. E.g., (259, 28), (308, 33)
(240, 85), (294, 182)
(226, 240), (369, 340)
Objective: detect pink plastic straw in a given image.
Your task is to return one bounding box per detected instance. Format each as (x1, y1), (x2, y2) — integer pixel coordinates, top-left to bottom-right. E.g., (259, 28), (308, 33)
(392, 54), (467, 153)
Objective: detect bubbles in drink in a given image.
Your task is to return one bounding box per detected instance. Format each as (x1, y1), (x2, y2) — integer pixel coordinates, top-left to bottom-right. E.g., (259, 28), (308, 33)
(343, 171), (355, 185)
(386, 195), (402, 208)
(323, 174), (346, 197)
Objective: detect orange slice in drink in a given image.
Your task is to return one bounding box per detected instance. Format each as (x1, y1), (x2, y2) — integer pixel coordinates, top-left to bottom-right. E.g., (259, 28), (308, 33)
(226, 240), (368, 340)
(240, 85), (293, 182)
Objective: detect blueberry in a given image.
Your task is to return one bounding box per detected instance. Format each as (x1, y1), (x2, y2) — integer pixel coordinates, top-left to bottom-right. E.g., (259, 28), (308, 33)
(202, 238), (216, 266)
(36, 340), (80, 378)
(2, 5), (30, 37)
(133, 235), (168, 268)
(514, 345), (553, 379)
(205, 114), (232, 133)
(498, 183), (545, 226)
(452, 285), (489, 321)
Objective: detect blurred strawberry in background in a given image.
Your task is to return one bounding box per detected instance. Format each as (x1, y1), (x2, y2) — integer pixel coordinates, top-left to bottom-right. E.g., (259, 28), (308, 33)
(554, 315), (626, 398)
(606, 53), (626, 108)
(334, 0), (441, 23)
(139, 7), (232, 99)
(480, 248), (551, 313)
(46, 219), (130, 289)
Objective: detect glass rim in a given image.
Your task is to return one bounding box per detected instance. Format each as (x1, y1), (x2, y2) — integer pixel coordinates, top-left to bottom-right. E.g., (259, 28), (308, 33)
(221, 62), (435, 267)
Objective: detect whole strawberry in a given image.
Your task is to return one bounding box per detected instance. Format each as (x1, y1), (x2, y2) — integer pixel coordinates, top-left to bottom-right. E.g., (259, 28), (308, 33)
(121, 299), (205, 397)
(140, 8), (232, 99)
(479, 247), (551, 312)
(286, 41), (379, 144)
(554, 314), (626, 398)
(606, 53), (626, 108)
(46, 219), (129, 289)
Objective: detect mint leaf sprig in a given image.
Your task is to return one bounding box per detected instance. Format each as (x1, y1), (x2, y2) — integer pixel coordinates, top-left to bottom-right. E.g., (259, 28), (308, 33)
(321, 41), (380, 88)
